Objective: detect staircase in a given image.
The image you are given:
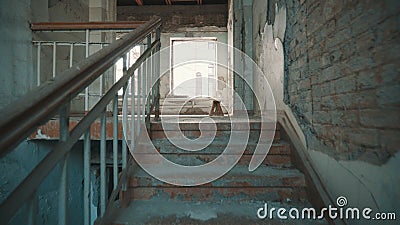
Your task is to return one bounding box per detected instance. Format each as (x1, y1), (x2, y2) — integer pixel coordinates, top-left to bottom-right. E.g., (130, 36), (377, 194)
(104, 116), (328, 225)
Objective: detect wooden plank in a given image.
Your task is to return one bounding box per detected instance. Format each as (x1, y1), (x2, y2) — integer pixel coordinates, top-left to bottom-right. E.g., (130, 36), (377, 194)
(31, 21), (147, 31)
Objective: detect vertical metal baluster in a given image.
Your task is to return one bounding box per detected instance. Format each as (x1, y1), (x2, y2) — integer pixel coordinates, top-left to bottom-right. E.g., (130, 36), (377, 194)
(100, 44), (104, 97)
(27, 191), (38, 225)
(112, 94), (118, 190)
(137, 58), (142, 136)
(37, 42), (41, 86)
(100, 111), (106, 216)
(130, 72), (135, 151)
(83, 129), (91, 225)
(151, 36), (155, 108)
(139, 44), (145, 134)
(155, 28), (161, 120)
(146, 35), (151, 120)
(69, 43), (74, 68)
(52, 42), (57, 78)
(58, 104), (70, 225)
(85, 29), (90, 111)
(122, 55), (128, 170)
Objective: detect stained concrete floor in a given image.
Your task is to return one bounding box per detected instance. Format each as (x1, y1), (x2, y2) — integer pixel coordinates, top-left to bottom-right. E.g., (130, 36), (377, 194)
(104, 198), (329, 225)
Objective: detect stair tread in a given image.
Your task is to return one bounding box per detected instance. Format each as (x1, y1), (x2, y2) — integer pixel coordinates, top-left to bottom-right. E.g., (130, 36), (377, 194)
(105, 199), (328, 225)
(145, 140), (289, 155)
(130, 165), (305, 188)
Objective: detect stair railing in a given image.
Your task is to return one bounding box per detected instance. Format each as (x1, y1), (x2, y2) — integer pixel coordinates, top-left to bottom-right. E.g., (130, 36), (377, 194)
(0, 17), (161, 225)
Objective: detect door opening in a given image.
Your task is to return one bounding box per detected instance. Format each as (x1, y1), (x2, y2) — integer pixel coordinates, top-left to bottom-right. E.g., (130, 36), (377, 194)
(170, 37), (217, 98)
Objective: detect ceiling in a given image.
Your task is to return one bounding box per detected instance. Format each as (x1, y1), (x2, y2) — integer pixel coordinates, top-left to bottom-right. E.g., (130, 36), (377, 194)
(117, 0), (228, 6)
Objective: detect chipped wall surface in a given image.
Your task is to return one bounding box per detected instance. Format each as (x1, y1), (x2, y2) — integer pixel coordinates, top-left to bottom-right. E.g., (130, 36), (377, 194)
(0, 141), (84, 225)
(0, 0), (35, 111)
(249, 0), (400, 223)
(0, 1), (90, 225)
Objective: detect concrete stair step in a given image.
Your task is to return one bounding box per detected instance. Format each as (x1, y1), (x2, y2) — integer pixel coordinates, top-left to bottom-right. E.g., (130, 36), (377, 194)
(150, 129), (280, 141)
(150, 119), (280, 140)
(155, 154), (292, 167)
(126, 186), (307, 203)
(129, 165), (305, 188)
(149, 140), (289, 155)
(105, 199), (328, 225)
(151, 120), (279, 131)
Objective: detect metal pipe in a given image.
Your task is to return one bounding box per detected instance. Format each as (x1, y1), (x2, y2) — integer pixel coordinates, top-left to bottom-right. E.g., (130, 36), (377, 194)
(34, 41), (111, 46)
(146, 35), (152, 120)
(100, 111), (106, 216)
(85, 29), (90, 111)
(58, 104), (70, 225)
(137, 48), (142, 135)
(53, 42), (57, 78)
(31, 21), (147, 31)
(122, 55), (128, 170)
(69, 43), (74, 68)
(100, 43), (104, 97)
(83, 130), (91, 225)
(130, 73), (135, 150)
(155, 28), (161, 120)
(112, 94), (118, 190)
(37, 43), (41, 86)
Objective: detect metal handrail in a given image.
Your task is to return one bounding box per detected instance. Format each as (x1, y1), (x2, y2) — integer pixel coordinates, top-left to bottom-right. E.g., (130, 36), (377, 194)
(0, 17), (161, 224)
(0, 17), (161, 158)
(31, 21), (147, 31)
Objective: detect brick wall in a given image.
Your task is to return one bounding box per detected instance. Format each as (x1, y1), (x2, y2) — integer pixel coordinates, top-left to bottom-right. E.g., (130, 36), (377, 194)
(285, 0), (400, 164)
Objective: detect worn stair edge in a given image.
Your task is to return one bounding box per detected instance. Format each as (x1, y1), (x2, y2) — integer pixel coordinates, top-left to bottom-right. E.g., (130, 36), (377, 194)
(129, 166), (305, 188)
(148, 141), (289, 155)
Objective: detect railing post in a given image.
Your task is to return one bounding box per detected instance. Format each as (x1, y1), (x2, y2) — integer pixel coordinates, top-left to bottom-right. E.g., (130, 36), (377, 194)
(151, 44), (155, 107)
(85, 29), (90, 111)
(52, 42), (57, 78)
(83, 129), (91, 225)
(37, 42), (41, 86)
(122, 55), (128, 170)
(130, 73), (135, 150)
(69, 43), (74, 68)
(137, 49), (143, 135)
(146, 35), (152, 123)
(100, 43), (104, 97)
(58, 104), (70, 225)
(112, 94), (118, 190)
(100, 111), (106, 216)
(155, 27), (161, 120)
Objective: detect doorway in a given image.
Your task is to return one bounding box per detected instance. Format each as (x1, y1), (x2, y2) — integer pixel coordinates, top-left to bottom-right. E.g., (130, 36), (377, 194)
(170, 37), (218, 98)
